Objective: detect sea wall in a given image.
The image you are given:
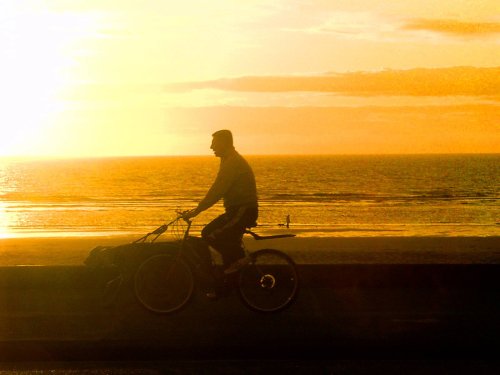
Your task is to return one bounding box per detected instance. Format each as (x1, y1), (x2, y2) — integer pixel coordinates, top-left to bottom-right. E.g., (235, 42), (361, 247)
(0, 264), (498, 361)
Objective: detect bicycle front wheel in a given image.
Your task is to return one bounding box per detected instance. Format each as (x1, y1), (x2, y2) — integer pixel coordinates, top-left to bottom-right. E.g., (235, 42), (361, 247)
(134, 254), (194, 314)
(238, 249), (299, 313)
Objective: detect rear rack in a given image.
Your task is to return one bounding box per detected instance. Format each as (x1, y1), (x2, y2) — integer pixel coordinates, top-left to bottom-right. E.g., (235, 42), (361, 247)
(245, 230), (296, 241)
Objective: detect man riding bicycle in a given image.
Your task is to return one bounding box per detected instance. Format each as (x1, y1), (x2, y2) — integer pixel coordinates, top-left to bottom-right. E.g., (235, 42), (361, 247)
(182, 130), (258, 289)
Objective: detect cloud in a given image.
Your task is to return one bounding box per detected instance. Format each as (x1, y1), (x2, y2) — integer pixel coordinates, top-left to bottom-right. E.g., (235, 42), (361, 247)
(402, 19), (500, 37)
(165, 67), (500, 98)
(281, 12), (500, 43)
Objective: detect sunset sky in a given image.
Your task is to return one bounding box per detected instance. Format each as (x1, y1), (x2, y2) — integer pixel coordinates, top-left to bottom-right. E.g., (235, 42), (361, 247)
(1, 0), (499, 157)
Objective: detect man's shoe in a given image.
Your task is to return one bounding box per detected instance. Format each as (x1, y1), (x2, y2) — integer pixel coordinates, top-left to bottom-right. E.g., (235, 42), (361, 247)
(205, 290), (218, 300)
(224, 256), (252, 275)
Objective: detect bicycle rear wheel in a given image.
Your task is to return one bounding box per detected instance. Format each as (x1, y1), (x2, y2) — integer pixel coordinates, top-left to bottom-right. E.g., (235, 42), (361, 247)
(134, 254), (194, 314)
(238, 249), (299, 313)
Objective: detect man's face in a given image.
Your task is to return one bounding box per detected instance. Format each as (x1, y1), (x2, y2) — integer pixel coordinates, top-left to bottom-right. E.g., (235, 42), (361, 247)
(210, 136), (226, 157)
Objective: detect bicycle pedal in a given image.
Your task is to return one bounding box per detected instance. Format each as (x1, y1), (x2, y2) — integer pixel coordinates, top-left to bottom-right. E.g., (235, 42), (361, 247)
(106, 277), (121, 289)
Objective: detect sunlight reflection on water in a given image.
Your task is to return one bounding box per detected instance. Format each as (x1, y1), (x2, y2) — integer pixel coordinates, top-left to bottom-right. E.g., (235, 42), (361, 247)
(0, 155), (498, 238)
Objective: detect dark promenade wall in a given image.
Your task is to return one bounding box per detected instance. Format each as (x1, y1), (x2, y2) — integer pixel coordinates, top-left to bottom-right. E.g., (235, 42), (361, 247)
(0, 264), (499, 361)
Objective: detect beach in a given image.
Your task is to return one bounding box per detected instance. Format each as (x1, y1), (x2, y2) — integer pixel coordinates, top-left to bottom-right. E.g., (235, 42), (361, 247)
(1, 235), (499, 266)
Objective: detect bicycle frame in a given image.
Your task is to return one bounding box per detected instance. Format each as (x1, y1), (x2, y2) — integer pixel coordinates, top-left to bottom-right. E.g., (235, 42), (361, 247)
(133, 213), (296, 259)
(105, 212), (299, 314)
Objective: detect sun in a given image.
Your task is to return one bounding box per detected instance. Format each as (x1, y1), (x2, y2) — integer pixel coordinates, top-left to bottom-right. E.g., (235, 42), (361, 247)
(0, 3), (103, 156)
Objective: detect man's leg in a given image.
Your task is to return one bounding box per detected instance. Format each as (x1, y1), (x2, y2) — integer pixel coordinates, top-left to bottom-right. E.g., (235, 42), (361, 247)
(202, 206), (257, 268)
(185, 236), (212, 265)
(202, 213), (241, 268)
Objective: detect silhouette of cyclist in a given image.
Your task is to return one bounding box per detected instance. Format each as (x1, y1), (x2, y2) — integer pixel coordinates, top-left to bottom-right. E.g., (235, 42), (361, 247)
(183, 130), (258, 276)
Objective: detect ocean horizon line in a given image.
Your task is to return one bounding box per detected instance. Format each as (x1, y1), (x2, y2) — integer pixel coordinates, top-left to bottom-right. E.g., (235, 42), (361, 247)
(1, 152), (499, 162)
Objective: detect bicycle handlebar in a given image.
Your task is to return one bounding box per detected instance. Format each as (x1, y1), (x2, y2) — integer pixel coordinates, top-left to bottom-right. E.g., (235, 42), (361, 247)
(133, 210), (192, 243)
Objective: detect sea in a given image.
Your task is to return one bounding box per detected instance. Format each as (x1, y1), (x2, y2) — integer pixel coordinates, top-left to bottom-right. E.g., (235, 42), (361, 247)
(0, 154), (498, 238)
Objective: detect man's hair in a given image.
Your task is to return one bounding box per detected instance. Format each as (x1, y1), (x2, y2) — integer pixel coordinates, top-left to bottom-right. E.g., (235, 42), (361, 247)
(212, 129), (233, 146)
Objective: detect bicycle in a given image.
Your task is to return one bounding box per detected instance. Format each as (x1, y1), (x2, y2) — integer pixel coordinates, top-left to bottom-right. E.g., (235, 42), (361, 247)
(101, 212), (299, 314)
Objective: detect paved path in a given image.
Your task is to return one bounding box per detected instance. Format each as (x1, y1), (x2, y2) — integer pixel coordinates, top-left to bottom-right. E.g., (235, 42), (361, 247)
(0, 265), (498, 362)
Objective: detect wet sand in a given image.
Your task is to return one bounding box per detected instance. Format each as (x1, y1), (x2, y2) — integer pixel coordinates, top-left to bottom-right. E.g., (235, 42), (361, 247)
(0, 235), (499, 266)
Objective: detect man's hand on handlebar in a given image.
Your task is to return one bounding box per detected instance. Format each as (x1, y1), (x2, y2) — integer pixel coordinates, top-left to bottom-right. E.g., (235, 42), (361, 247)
(180, 208), (199, 221)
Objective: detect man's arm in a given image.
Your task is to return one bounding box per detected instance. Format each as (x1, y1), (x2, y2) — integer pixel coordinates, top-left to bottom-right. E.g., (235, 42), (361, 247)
(184, 158), (238, 218)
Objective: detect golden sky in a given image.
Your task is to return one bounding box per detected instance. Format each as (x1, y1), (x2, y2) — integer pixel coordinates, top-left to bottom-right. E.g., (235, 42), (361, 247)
(0, 0), (499, 156)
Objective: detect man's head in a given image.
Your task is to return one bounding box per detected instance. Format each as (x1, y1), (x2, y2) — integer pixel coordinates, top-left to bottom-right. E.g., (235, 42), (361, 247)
(211, 130), (234, 157)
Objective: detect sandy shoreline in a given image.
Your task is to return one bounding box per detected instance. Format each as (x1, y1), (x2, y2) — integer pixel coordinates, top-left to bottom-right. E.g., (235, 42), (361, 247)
(0, 235), (498, 266)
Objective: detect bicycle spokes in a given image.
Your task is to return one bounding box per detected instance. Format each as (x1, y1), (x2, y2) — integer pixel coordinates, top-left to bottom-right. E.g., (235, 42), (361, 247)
(238, 249), (298, 313)
(134, 255), (194, 314)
